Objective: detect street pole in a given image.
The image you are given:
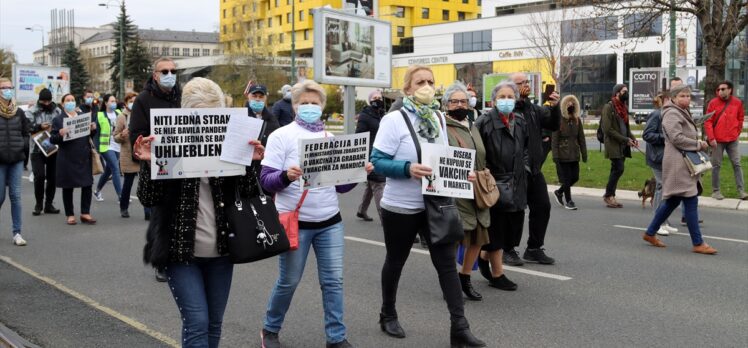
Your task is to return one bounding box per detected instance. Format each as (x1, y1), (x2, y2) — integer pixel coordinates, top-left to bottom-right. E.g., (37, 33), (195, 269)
(119, 1), (125, 100)
(41, 31), (46, 66)
(344, 86), (356, 134)
(668, 1), (676, 79)
(291, 0), (296, 84)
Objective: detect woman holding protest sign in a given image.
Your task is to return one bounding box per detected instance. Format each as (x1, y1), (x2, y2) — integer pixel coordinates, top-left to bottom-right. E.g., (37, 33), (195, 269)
(370, 65), (485, 347)
(50, 93), (97, 225)
(133, 77), (266, 348)
(259, 80), (370, 348)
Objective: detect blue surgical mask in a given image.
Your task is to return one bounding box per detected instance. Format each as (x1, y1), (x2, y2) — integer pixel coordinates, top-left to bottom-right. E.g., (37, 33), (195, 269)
(127, 102), (134, 110)
(249, 100), (265, 113)
(64, 101), (77, 112)
(297, 104), (322, 123)
(85, 97), (93, 105)
(1, 89), (14, 100)
(158, 73), (177, 89)
(108, 102), (117, 111)
(496, 99), (515, 115)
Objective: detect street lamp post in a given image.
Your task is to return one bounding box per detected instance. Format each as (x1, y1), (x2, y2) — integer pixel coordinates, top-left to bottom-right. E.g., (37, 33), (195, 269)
(26, 25), (45, 65)
(291, 0), (296, 84)
(99, 0), (125, 99)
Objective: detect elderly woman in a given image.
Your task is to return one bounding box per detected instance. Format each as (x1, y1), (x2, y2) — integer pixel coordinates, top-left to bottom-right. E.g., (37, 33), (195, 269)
(0, 77), (30, 246)
(441, 81), (490, 301)
(474, 80), (528, 291)
(641, 85), (716, 254)
(642, 92), (678, 235)
(133, 77), (266, 347)
(114, 92), (150, 219)
(371, 65), (485, 347)
(260, 80), (367, 348)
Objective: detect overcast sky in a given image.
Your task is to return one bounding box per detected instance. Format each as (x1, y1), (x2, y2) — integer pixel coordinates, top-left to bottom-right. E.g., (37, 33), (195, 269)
(0, 0), (220, 63)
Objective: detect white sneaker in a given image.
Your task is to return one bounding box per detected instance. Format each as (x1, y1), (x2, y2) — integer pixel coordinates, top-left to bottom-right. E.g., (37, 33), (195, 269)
(13, 234), (27, 246)
(661, 224), (678, 233)
(94, 191), (104, 202)
(656, 227), (670, 236)
(28, 173), (34, 183)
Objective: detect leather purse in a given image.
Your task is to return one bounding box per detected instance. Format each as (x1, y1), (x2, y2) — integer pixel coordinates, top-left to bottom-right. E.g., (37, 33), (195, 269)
(446, 126), (499, 209)
(682, 151), (712, 176)
(90, 139), (103, 175)
(225, 177), (290, 264)
(277, 189), (308, 251)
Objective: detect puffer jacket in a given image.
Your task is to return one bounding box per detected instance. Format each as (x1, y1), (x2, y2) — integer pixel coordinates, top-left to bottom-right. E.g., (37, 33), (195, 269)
(25, 103), (62, 153)
(0, 107), (30, 164)
(552, 95), (587, 163)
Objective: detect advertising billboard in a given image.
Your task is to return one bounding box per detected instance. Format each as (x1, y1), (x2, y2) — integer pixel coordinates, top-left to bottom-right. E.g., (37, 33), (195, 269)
(629, 68), (667, 113)
(12, 64), (71, 105)
(313, 8), (391, 87)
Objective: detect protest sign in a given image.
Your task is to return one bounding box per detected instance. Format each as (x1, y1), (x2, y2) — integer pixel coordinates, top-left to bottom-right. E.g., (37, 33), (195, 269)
(421, 143), (475, 199)
(62, 113), (92, 141)
(32, 131), (58, 157)
(298, 132), (369, 189)
(219, 113), (263, 166)
(150, 108), (246, 180)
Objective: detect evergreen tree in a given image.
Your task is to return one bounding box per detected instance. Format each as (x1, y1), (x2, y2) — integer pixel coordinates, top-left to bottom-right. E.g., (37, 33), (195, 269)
(0, 48), (16, 78)
(61, 41), (90, 98)
(125, 35), (152, 92)
(108, 2), (137, 96)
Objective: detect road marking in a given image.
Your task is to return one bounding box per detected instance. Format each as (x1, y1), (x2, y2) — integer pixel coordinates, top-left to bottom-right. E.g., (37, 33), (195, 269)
(21, 176), (139, 200)
(343, 236), (573, 281)
(0, 255), (179, 347)
(613, 225), (748, 244)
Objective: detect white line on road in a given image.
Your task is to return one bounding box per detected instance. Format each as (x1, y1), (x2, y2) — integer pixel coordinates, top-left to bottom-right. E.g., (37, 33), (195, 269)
(613, 225), (748, 244)
(343, 236), (573, 281)
(22, 176), (139, 200)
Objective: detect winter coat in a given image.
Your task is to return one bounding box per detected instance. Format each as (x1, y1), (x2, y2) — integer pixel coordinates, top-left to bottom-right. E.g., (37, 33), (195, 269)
(0, 107), (30, 164)
(704, 95), (744, 143)
(642, 109), (666, 170)
(114, 110), (140, 173)
(25, 103), (62, 153)
(355, 105), (385, 182)
(601, 101), (634, 159)
(271, 98), (294, 127)
(445, 116), (490, 231)
(50, 112), (93, 188)
(128, 77), (182, 153)
(513, 98), (560, 174)
(475, 107), (529, 212)
(552, 96), (587, 163)
(661, 102), (702, 199)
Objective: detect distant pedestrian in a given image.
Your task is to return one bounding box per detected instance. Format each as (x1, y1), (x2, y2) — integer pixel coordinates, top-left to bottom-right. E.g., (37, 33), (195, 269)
(92, 94), (123, 202)
(601, 84), (638, 208)
(552, 95), (587, 210)
(355, 90), (386, 221)
(271, 84), (295, 127)
(114, 92), (149, 219)
(78, 89), (97, 114)
(245, 83), (280, 145)
(704, 80), (746, 200)
(0, 77), (30, 246)
(26, 88), (62, 216)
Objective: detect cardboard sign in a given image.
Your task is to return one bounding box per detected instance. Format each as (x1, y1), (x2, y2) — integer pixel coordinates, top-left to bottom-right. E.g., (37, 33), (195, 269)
(421, 143), (475, 199)
(298, 132), (370, 189)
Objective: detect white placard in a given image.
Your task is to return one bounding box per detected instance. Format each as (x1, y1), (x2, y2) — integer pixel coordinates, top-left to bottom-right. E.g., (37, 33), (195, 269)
(298, 132), (370, 189)
(62, 113), (92, 141)
(32, 130), (58, 157)
(149, 108), (246, 180)
(219, 114), (264, 166)
(421, 143), (475, 199)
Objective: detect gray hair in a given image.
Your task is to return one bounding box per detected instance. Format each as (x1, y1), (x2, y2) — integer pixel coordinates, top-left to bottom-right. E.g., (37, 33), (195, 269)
(441, 81), (469, 108)
(291, 80), (327, 107)
(491, 80), (519, 101)
(669, 84), (691, 98)
(152, 57), (176, 72)
(181, 77), (226, 108)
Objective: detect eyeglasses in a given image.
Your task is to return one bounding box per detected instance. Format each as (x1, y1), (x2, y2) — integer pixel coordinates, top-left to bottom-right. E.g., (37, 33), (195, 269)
(160, 69), (177, 75)
(448, 99), (469, 105)
(516, 80), (529, 85)
(0, 86), (13, 90)
(717, 88), (729, 91)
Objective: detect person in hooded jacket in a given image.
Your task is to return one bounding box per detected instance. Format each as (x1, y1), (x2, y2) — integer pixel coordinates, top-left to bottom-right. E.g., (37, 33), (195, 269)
(355, 90), (386, 221)
(271, 84), (295, 127)
(551, 95), (587, 210)
(26, 88), (62, 215)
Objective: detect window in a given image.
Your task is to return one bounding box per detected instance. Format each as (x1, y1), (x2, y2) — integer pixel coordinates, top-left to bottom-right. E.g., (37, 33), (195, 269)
(275, 0), (279, 7)
(252, 2), (257, 11)
(213, 49), (220, 55)
(257, 36), (262, 46)
(193, 48), (200, 56)
(232, 23), (237, 32)
(623, 52), (662, 84)
(232, 6), (236, 16)
(151, 47), (159, 55)
(287, 13), (292, 24)
(299, 10), (305, 21)
(181, 48), (188, 56)
(422, 8), (429, 19)
(280, 33), (284, 43)
(268, 18), (273, 27)
(560, 54), (617, 111)
(279, 15), (282, 26)
(172, 47), (179, 56)
(458, 12), (466, 21)
(304, 29), (309, 40)
(247, 37), (254, 47)
(162, 47), (169, 55)
(287, 0), (290, 4)
(453, 30), (491, 53)
(395, 7), (404, 18)
(560, 16), (618, 43)
(623, 14), (662, 38)
(222, 9), (226, 18)
(397, 26), (405, 38)
(222, 25), (227, 34)
(268, 34), (273, 45)
(442, 10), (449, 20)
(463, 0), (469, 3)
(257, 20), (261, 30)
(203, 49), (210, 56)
(242, 5), (246, 14)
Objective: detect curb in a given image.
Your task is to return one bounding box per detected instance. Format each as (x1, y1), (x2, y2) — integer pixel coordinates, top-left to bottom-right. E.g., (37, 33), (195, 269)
(547, 185), (748, 211)
(0, 322), (40, 348)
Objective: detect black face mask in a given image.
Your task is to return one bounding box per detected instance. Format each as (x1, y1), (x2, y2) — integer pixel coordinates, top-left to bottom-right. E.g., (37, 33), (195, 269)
(448, 108), (471, 121)
(370, 100), (384, 110)
(39, 102), (54, 111)
(567, 105), (575, 114)
(620, 93), (629, 103)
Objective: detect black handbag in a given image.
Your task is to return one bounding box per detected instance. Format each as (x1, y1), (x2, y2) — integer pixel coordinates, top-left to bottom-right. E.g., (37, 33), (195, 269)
(400, 110), (464, 245)
(225, 176), (290, 264)
(493, 172), (515, 210)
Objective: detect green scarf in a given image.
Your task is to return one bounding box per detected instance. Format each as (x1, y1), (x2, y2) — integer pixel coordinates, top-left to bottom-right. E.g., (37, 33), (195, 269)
(0, 98), (18, 119)
(402, 96), (440, 140)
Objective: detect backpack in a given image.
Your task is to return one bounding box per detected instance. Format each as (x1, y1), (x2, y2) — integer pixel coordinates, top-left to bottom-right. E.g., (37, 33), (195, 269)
(596, 123), (604, 143)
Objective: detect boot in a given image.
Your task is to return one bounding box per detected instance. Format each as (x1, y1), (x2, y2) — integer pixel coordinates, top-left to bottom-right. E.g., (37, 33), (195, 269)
(32, 203), (43, 216)
(44, 202), (60, 214)
(450, 317), (486, 348)
(458, 273), (482, 301)
(379, 311), (405, 338)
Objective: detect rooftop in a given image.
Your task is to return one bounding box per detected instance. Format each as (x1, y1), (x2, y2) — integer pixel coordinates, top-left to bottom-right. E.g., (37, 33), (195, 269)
(81, 28), (218, 45)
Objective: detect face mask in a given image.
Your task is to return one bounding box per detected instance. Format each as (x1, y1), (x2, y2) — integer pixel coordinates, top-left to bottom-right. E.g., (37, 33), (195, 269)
(468, 97), (477, 108)
(567, 105), (575, 114)
(297, 104), (322, 123)
(127, 102), (134, 110)
(249, 100), (265, 113)
(108, 102), (117, 111)
(620, 93), (629, 102)
(413, 85), (436, 105)
(283, 91), (292, 101)
(85, 97), (93, 105)
(64, 101), (77, 112)
(158, 73), (177, 89)
(448, 108), (470, 121)
(1, 89), (14, 100)
(370, 100), (384, 109)
(40, 102), (54, 111)
(496, 99), (515, 115)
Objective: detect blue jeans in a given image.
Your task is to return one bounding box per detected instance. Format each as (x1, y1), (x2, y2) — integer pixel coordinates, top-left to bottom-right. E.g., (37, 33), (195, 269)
(97, 150), (122, 197)
(646, 195), (703, 245)
(166, 257), (234, 348)
(264, 221), (346, 344)
(0, 161), (23, 236)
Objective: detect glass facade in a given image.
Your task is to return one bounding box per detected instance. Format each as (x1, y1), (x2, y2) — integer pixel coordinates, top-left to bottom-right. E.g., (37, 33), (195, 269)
(623, 51), (662, 85)
(561, 54), (617, 111)
(561, 16), (618, 43)
(623, 14), (663, 38)
(453, 30), (492, 53)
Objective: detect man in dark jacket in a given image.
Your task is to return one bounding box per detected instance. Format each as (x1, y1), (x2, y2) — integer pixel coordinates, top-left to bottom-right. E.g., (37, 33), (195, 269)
(245, 84), (280, 146)
(355, 90), (386, 221)
(129, 57), (181, 282)
(509, 72), (560, 266)
(271, 84), (294, 126)
(25, 88), (61, 215)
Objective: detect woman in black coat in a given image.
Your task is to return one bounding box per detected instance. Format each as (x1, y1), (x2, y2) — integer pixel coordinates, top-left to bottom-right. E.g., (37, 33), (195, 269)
(50, 93), (97, 225)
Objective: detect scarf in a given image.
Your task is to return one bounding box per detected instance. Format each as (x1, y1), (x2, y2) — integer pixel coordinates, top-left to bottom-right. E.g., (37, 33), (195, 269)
(402, 96), (440, 140)
(611, 96), (629, 123)
(499, 111), (514, 129)
(294, 116), (325, 133)
(0, 99), (18, 119)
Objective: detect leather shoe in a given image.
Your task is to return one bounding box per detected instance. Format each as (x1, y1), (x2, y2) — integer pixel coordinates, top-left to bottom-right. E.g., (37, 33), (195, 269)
(80, 215), (97, 225)
(33, 204), (43, 216)
(642, 234), (666, 247)
(692, 243), (717, 254)
(44, 204), (60, 214)
(379, 313), (405, 338)
(356, 212), (373, 221)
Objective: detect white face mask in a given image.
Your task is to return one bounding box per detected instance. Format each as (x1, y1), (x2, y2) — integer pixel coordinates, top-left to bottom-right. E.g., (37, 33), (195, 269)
(468, 97), (477, 108)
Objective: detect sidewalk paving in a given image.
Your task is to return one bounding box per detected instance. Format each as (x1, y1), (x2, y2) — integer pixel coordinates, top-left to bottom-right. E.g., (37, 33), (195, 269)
(547, 184), (748, 211)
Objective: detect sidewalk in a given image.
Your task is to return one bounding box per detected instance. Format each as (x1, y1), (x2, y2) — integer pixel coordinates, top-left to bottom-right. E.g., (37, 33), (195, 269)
(547, 185), (748, 211)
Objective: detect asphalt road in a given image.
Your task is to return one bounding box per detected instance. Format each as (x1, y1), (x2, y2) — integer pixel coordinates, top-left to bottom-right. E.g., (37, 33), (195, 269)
(1, 172), (747, 347)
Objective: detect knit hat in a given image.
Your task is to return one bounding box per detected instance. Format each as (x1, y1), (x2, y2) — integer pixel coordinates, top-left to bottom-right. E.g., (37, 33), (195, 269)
(612, 84), (626, 96)
(368, 90), (382, 102)
(38, 88), (52, 101)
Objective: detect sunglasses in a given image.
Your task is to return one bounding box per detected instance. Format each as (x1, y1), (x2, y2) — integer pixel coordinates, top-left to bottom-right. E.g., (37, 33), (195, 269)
(160, 69), (177, 75)
(717, 88), (730, 91)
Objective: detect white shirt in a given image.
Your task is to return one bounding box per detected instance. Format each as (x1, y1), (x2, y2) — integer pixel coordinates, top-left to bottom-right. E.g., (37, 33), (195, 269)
(261, 122), (340, 222)
(373, 108), (448, 210)
(106, 111), (121, 152)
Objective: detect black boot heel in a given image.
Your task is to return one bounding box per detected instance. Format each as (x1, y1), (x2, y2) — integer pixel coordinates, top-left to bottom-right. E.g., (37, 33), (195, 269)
(379, 313), (406, 338)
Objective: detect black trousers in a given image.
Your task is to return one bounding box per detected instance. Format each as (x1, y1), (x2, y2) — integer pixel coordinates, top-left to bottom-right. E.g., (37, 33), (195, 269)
(62, 186), (92, 216)
(605, 158), (625, 197)
(120, 173), (136, 211)
(380, 208), (464, 321)
(556, 161), (580, 202)
(483, 209), (525, 252)
(31, 152), (57, 207)
(526, 172), (551, 249)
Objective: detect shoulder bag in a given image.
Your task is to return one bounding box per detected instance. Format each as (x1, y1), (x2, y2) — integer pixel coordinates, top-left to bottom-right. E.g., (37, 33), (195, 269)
(663, 126), (712, 177)
(277, 189), (308, 250)
(400, 110), (464, 245)
(89, 138), (104, 175)
(225, 176), (290, 263)
(446, 125), (498, 209)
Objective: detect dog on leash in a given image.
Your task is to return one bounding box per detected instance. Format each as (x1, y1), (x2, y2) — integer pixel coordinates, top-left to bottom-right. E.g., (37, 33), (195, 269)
(637, 177), (657, 208)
